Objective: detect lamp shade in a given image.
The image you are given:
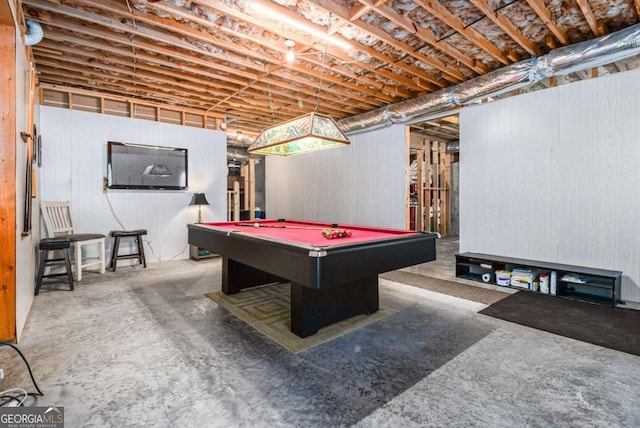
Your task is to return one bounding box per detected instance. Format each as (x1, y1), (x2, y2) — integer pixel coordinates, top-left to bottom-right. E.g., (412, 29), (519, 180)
(248, 112), (350, 156)
(190, 193), (209, 206)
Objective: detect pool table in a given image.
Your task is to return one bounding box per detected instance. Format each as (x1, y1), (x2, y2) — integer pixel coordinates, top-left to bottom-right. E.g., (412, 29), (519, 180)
(188, 219), (437, 337)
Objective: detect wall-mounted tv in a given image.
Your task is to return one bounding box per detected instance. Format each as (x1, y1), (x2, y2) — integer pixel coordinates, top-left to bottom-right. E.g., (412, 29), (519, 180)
(107, 141), (188, 190)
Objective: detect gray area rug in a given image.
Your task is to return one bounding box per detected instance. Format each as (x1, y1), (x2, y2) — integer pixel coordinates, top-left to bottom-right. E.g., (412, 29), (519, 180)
(381, 270), (509, 305)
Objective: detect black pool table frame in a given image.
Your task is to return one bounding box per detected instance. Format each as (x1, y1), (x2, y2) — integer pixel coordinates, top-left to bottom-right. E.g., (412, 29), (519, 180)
(188, 222), (437, 337)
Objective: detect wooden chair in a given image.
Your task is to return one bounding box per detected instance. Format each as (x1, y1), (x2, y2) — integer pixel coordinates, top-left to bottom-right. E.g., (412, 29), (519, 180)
(40, 201), (106, 281)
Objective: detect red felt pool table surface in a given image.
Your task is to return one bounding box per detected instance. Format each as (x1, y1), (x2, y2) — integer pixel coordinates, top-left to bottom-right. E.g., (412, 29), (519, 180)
(199, 219), (418, 247)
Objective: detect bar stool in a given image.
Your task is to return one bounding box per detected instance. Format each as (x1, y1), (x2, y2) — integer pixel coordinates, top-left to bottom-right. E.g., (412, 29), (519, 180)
(110, 230), (147, 271)
(35, 237), (74, 296)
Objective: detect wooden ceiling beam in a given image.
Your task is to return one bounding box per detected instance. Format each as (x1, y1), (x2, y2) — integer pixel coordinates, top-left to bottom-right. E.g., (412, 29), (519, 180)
(412, 0), (510, 65)
(576, 0), (604, 37)
(25, 1), (400, 107)
(309, 0), (472, 79)
(35, 56), (336, 125)
(34, 53), (316, 117)
(467, 0), (540, 57)
(39, 29), (248, 85)
(81, 0), (416, 98)
(39, 74), (213, 110)
(35, 35), (248, 88)
(36, 60), (358, 120)
(188, 0), (422, 96)
(189, 0), (439, 92)
(524, 0), (569, 45)
(36, 64), (224, 107)
(32, 18), (386, 114)
(33, 42), (373, 113)
(22, 14), (260, 80)
(297, 3), (450, 89)
(39, 32), (382, 115)
(614, 59), (628, 73)
(40, 72), (310, 125)
(40, 82), (226, 120)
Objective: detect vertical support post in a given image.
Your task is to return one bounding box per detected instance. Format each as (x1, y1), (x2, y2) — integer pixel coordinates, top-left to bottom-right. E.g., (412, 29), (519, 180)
(416, 140), (421, 231)
(241, 163), (249, 210)
(424, 140), (433, 232)
(440, 143), (450, 236)
(233, 180), (240, 221)
(248, 158), (255, 218)
(432, 141), (439, 233)
(0, 4), (17, 341)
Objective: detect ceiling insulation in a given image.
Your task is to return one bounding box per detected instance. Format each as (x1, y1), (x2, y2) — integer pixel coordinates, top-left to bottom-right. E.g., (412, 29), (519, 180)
(20, 0), (640, 136)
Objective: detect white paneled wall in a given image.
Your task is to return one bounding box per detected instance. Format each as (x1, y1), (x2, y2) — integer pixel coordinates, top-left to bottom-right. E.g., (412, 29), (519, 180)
(15, 29), (38, 341)
(460, 68), (640, 303)
(40, 107), (227, 263)
(266, 124), (407, 229)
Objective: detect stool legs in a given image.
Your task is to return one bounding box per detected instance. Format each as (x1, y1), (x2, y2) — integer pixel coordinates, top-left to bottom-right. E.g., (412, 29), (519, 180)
(35, 249), (47, 296)
(137, 235), (147, 268)
(64, 248), (74, 290)
(111, 233), (146, 271)
(110, 236), (122, 271)
(35, 247), (74, 296)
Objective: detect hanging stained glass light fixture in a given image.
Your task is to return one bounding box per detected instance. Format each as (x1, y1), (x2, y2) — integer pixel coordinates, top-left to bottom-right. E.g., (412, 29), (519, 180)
(248, 112), (350, 156)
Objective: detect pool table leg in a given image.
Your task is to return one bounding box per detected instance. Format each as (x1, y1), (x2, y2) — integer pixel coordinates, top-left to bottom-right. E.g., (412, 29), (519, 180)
(223, 257), (285, 294)
(290, 277), (379, 338)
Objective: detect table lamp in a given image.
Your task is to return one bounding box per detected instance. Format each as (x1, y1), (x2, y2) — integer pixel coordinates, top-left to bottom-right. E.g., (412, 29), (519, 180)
(190, 193), (209, 224)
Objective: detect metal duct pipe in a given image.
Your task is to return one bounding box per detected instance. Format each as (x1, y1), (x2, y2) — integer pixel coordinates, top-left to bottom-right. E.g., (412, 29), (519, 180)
(25, 20), (43, 46)
(452, 59), (534, 105)
(226, 133), (255, 148)
(227, 147), (250, 163)
(445, 142), (459, 154)
(338, 23), (640, 135)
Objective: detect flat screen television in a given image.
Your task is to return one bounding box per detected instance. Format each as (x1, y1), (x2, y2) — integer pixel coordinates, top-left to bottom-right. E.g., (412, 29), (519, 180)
(107, 141), (188, 190)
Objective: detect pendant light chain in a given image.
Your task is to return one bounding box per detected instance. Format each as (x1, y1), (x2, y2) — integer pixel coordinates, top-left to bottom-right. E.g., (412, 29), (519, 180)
(314, 43), (328, 113)
(267, 80), (276, 123)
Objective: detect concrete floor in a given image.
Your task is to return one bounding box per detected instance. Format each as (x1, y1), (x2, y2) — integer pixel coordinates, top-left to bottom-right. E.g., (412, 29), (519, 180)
(3, 238), (640, 427)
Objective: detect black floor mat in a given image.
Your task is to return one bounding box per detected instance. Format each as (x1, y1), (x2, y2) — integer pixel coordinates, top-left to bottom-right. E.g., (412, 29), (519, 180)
(480, 291), (640, 356)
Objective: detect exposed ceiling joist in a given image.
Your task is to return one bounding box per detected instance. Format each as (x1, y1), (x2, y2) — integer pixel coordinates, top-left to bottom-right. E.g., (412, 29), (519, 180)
(21, 0), (639, 135)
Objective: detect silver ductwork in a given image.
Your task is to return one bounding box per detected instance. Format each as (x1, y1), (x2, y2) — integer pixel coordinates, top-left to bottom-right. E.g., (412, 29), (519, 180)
(25, 20), (44, 46)
(227, 146), (250, 163)
(445, 142), (459, 154)
(226, 133), (255, 148)
(225, 133), (255, 163)
(338, 23), (640, 134)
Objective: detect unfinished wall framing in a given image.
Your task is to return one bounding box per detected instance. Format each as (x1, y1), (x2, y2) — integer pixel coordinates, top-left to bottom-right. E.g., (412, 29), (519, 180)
(411, 140), (455, 236)
(41, 85), (227, 130)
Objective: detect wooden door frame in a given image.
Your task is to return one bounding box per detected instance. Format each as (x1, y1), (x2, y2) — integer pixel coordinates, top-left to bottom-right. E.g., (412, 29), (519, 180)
(0, 0), (17, 341)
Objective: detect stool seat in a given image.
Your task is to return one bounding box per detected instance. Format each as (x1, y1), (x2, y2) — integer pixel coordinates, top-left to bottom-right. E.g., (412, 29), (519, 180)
(35, 238), (74, 296)
(111, 229), (147, 238)
(39, 237), (71, 250)
(110, 230), (147, 272)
